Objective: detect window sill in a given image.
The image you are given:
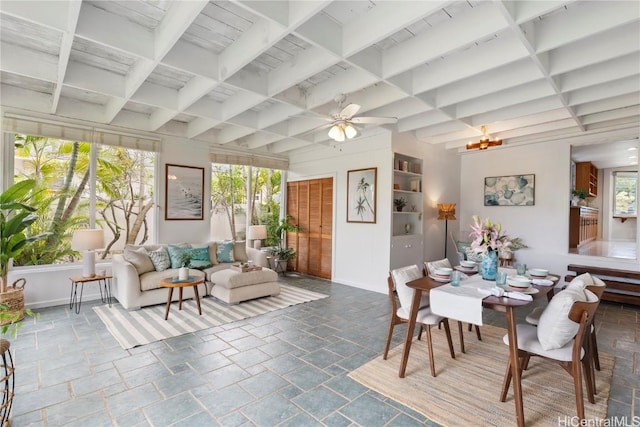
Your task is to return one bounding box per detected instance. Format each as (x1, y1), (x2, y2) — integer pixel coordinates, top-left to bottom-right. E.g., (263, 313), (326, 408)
(613, 216), (636, 223)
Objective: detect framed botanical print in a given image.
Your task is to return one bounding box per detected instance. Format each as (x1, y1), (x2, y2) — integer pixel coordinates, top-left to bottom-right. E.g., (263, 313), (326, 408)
(347, 167), (377, 223)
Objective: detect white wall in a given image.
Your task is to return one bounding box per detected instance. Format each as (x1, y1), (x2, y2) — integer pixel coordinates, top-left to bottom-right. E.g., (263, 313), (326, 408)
(459, 140), (639, 277)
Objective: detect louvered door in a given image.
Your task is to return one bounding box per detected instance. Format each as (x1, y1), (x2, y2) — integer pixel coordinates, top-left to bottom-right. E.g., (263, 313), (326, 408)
(287, 178), (332, 279)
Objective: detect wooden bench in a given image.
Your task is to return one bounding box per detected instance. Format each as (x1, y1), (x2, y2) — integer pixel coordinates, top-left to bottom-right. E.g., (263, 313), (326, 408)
(565, 264), (640, 306)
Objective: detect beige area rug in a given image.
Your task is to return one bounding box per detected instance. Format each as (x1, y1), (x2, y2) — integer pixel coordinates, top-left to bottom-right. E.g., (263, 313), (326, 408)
(349, 324), (613, 426)
(94, 284), (327, 349)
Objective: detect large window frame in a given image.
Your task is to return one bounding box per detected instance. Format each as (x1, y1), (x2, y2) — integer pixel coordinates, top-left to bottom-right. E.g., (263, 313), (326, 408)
(3, 126), (160, 267)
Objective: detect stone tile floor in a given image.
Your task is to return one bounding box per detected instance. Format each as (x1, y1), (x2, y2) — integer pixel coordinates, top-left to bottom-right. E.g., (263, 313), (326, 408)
(6, 274), (639, 426)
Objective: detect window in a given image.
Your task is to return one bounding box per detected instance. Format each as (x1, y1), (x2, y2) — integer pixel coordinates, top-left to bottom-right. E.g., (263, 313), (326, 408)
(613, 171), (637, 216)
(211, 163), (282, 243)
(10, 133), (156, 266)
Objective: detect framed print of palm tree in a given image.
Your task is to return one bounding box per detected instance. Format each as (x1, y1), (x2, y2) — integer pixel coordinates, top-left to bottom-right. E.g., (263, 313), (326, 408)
(347, 168), (377, 223)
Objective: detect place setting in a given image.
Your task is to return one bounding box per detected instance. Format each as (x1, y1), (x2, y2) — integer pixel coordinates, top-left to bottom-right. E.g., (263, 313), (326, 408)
(454, 260), (478, 274)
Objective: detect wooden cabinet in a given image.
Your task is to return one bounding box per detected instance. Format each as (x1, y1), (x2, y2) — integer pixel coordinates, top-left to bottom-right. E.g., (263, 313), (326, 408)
(287, 178), (332, 279)
(391, 153), (423, 269)
(569, 207), (598, 247)
(575, 162), (598, 197)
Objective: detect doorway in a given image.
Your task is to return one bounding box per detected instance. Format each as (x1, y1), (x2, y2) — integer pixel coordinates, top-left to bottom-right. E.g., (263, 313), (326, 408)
(286, 178), (333, 279)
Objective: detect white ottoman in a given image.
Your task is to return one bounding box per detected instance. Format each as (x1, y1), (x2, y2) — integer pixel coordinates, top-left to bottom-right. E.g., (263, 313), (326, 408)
(210, 268), (280, 304)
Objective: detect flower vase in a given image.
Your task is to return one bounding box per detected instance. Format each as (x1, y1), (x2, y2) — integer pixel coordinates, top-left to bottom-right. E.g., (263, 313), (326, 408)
(178, 266), (189, 281)
(480, 250), (498, 280)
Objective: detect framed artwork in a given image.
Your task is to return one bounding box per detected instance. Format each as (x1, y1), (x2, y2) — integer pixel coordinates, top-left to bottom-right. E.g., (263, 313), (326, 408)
(484, 174), (535, 206)
(347, 167), (377, 223)
(165, 164), (204, 220)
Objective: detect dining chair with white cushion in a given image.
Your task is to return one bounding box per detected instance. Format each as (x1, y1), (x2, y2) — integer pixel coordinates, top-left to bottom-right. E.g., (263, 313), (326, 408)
(500, 284), (600, 421)
(425, 258), (482, 353)
(386, 265), (456, 377)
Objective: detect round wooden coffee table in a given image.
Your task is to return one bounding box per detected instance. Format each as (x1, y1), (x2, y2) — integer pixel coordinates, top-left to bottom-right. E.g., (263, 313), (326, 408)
(159, 276), (204, 320)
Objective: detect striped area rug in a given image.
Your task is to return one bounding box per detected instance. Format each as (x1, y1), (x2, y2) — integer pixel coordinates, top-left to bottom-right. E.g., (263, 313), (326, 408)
(349, 324), (613, 426)
(94, 284), (328, 349)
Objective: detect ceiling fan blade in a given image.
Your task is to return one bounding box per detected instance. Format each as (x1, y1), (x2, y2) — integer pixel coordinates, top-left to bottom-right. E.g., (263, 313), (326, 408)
(339, 103), (361, 119)
(297, 122), (334, 137)
(350, 116), (397, 124)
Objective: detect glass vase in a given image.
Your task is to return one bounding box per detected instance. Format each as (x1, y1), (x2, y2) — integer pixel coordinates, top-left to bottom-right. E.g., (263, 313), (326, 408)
(481, 250), (498, 280)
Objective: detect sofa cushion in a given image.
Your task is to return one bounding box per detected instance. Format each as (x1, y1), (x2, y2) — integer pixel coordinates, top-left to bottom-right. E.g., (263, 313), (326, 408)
(189, 259), (213, 270)
(148, 247), (171, 272)
(193, 242), (218, 265)
(124, 246), (155, 274)
(234, 241), (248, 263)
(167, 244), (192, 268)
(216, 241), (235, 263)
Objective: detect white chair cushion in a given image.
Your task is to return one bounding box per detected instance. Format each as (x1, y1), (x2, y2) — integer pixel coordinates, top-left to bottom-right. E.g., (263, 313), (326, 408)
(424, 258), (452, 276)
(537, 279), (587, 350)
(503, 324), (579, 362)
(397, 307), (443, 326)
(391, 265), (428, 310)
(572, 272), (604, 288)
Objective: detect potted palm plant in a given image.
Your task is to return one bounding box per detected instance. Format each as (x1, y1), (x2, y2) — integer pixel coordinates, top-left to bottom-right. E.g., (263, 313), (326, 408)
(0, 179), (48, 324)
(265, 215), (300, 272)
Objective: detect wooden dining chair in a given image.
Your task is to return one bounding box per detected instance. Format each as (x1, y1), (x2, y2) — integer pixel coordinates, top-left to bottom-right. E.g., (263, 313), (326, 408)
(424, 258), (482, 353)
(384, 265), (456, 377)
(500, 290), (600, 421)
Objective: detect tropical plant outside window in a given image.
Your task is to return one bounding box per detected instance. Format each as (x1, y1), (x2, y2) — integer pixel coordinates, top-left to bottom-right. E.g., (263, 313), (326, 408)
(210, 163), (282, 243)
(11, 134), (155, 266)
(613, 171), (637, 216)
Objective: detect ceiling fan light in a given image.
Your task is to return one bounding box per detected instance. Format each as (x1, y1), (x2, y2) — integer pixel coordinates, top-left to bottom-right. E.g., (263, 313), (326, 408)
(344, 124), (357, 139)
(328, 125), (342, 141)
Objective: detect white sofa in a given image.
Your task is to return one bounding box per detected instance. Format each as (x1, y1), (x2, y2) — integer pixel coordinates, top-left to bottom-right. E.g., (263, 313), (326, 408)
(113, 242), (270, 310)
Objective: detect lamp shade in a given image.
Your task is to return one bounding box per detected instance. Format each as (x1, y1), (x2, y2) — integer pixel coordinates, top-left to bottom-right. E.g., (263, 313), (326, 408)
(71, 229), (105, 251)
(247, 225), (267, 240)
(437, 203), (457, 220)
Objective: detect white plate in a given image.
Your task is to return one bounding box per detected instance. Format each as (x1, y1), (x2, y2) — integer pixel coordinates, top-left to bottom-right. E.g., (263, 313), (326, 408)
(507, 276), (531, 288)
(428, 274), (451, 283)
(528, 273), (549, 279)
(455, 265), (478, 273)
(506, 285), (539, 295)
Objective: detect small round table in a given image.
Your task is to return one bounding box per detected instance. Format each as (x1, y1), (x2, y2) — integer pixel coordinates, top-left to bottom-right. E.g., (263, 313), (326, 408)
(159, 276), (204, 320)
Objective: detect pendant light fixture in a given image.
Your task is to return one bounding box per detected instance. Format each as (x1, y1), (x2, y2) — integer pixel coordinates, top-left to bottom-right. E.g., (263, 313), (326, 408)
(328, 122), (358, 142)
(466, 125), (502, 150)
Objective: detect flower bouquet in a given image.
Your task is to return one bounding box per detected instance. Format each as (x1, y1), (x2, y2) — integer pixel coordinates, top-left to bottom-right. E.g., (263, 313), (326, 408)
(469, 216), (513, 280)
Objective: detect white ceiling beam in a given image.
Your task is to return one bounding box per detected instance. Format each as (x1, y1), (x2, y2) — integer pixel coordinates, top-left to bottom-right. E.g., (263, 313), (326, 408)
(177, 76), (219, 112)
(567, 76), (640, 106)
(162, 40), (219, 81)
(51, 1), (81, 114)
(383, 2), (509, 78)
(368, 98), (431, 122)
(0, 84), (52, 113)
(399, 110), (452, 133)
(293, 10), (342, 55)
(130, 82), (177, 110)
(471, 96), (565, 126)
(184, 98), (224, 121)
(258, 103), (299, 129)
(269, 138), (314, 154)
(342, 1), (449, 58)
(582, 105), (640, 125)
(187, 117), (222, 139)
(533, 1), (640, 52)
(0, 0), (76, 31)
(268, 46), (336, 96)
(217, 125), (256, 145)
(506, 0), (571, 24)
(0, 43), (58, 82)
(76, 4), (154, 59)
(63, 62), (123, 99)
(56, 96), (108, 124)
(222, 92), (266, 121)
(305, 68), (379, 109)
(219, 18), (285, 81)
(412, 36), (530, 94)
(549, 23), (640, 75)
(559, 53), (640, 92)
(149, 109), (178, 131)
(574, 92), (640, 117)
(455, 80), (555, 119)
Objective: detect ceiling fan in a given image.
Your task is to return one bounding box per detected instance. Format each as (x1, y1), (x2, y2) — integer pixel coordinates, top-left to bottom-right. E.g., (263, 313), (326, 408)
(300, 94), (398, 142)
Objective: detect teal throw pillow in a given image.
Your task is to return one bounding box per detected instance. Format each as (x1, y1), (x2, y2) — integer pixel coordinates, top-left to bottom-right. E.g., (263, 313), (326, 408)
(216, 241), (235, 263)
(189, 259), (213, 270)
(148, 247), (171, 272)
(167, 245), (192, 268)
(190, 246), (210, 261)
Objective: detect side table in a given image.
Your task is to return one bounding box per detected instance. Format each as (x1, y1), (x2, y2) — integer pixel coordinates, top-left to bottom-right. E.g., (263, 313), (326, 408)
(159, 276), (204, 320)
(69, 274), (112, 314)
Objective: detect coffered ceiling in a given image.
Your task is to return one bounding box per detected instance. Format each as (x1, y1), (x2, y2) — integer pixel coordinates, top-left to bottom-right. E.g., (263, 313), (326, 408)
(1, 0), (639, 159)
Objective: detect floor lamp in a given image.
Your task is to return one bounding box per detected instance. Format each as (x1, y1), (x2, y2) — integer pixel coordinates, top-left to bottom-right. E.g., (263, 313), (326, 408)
(437, 203), (456, 259)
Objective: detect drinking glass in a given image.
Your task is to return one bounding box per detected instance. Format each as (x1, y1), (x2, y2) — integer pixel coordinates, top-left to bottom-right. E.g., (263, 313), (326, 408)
(516, 263), (527, 275)
(496, 271), (507, 286)
(450, 270), (461, 287)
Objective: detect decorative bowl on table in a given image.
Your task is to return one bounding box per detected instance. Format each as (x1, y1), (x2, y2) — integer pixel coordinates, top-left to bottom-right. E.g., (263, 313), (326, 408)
(460, 260), (476, 268)
(507, 275), (532, 288)
(528, 268), (549, 278)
